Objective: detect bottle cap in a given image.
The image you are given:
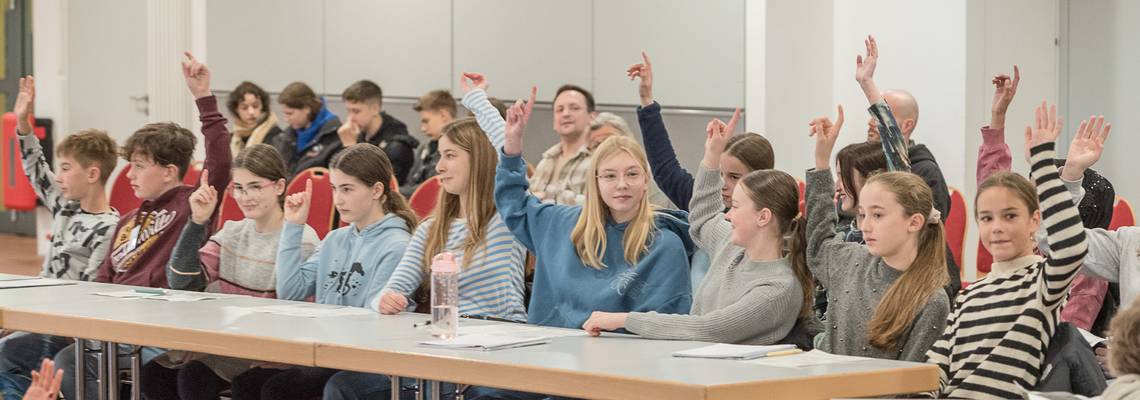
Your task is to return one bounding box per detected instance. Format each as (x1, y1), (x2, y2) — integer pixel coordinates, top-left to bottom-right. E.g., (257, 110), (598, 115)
(431, 252), (458, 273)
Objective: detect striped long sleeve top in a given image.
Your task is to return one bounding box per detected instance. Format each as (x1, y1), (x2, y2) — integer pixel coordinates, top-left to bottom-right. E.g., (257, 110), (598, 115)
(925, 142), (1088, 399)
(373, 216), (528, 321)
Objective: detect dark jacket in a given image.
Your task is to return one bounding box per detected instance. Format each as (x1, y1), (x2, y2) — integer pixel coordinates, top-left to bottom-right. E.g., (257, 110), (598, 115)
(272, 116), (343, 178)
(358, 111), (418, 185)
(400, 139), (440, 198)
(908, 143), (950, 219)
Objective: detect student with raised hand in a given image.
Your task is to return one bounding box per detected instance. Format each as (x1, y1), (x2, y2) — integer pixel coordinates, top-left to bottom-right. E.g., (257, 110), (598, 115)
(580, 114), (818, 348)
(138, 144), (320, 400)
(0, 76), (118, 398)
(336, 80), (418, 185)
(226, 81), (282, 156)
(804, 106), (949, 362)
(227, 143), (415, 400)
(926, 102), (1091, 399)
(630, 51), (774, 211)
(321, 74), (528, 400)
(53, 51), (233, 400)
(271, 81), (341, 177)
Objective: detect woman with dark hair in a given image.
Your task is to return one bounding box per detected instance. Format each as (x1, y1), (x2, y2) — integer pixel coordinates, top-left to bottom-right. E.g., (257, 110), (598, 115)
(226, 81), (283, 157)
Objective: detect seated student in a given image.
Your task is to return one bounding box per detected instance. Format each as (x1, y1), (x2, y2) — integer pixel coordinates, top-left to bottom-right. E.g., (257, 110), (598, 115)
(804, 106), (950, 362)
(53, 52), (233, 400)
(137, 144), (320, 400)
(401, 89), (457, 198)
(0, 76), (119, 397)
(1103, 297), (1140, 400)
(336, 80), (418, 185)
(228, 143), (415, 400)
(925, 103), (1094, 399)
(226, 81), (282, 156)
(323, 75), (528, 400)
(581, 114), (818, 348)
(529, 84), (598, 205)
(586, 112), (673, 208)
(629, 51), (773, 212)
(270, 81), (341, 177)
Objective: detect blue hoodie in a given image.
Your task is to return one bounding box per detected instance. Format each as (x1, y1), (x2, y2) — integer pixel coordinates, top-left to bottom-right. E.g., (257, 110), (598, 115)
(494, 150), (695, 329)
(276, 214), (411, 306)
(295, 99), (338, 152)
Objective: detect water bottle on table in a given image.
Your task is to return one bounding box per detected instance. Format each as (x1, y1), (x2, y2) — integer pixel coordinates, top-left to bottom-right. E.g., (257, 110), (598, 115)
(430, 252), (459, 339)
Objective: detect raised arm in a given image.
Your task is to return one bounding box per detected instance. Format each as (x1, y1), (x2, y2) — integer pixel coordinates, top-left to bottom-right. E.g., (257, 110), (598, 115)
(276, 179), (319, 300)
(14, 76), (64, 215)
(182, 52), (232, 205)
(978, 66), (1019, 183)
(688, 112), (740, 250)
(805, 106), (864, 289)
(629, 52), (696, 210)
(459, 72), (528, 150)
(1025, 102), (1091, 309)
(855, 36), (909, 171)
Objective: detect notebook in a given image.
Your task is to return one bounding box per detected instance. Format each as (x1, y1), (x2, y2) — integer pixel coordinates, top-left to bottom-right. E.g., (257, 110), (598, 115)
(418, 333), (550, 351)
(672, 343), (799, 360)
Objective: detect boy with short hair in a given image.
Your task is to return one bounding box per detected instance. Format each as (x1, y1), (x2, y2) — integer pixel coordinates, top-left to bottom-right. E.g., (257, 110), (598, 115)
(337, 80), (417, 184)
(400, 89), (455, 197)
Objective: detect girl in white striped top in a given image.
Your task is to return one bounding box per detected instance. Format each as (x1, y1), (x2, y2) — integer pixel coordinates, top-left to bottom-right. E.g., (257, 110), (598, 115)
(926, 103), (1098, 399)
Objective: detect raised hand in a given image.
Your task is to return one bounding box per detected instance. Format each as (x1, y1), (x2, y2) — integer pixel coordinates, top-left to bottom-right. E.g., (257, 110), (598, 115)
(626, 51), (654, 107)
(23, 358), (63, 400)
(990, 65), (1020, 128)
(701, 108), (741, 169)
(181, 52), (212, 99)
(1062, 115), (1112, 181)
(378, 292), (409, 315)
(337, 120), (361, 146)
(855, 35), (882, 104)
(459, 72), (488, 94)
(503, 86), (537, 156)
(1023, 101), (1063, 150)
(581, 311), (628, 337)
(189, 170), (218, 225)
(283, 179), (313, 225)
(14, 76), (35, 135)
(809, 105), (845, 171)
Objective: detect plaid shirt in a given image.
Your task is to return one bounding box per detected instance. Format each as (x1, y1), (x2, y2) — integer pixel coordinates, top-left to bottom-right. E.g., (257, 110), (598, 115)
(529, 142), (592, 205)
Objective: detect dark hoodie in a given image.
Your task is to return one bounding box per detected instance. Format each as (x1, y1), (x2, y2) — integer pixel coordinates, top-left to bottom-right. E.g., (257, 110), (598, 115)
(271, 106), (343, 178)
(907, 143), (961, 299)
(357, 111), (418, 185)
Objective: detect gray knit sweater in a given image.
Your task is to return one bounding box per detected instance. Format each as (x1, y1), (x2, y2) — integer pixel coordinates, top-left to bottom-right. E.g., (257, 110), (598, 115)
(625, 167), (804, 345)
(804, 169), (949, 361)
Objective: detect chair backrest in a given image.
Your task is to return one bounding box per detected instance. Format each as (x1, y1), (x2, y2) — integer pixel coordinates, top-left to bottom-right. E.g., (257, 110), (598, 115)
(408, 176), (443, 219)
(945, 187), (967, 271)
(215, 186), (245, 230)
(1110, 195), (1135, 231)
(182, 160), (203, 185)
(108, 164), (142, 214)
(976, 241), (993, 279)
(796, 179), (806, 216)
(287, 167), (335, 239)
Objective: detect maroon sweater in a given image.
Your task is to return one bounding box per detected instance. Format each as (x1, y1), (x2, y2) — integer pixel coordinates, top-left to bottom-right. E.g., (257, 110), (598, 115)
(95, 96), (232, 287)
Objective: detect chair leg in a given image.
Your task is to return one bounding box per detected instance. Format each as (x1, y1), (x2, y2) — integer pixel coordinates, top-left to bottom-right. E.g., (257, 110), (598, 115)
(75, 338), (87, 400)
(130, 346), (142, 400)
(414, 378), (425, 400)
(390, 376), (401, 400)
(104, 342), (119, 400)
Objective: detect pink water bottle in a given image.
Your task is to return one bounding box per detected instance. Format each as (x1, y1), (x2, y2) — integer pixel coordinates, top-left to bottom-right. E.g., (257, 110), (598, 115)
(430, 252), (459, 339)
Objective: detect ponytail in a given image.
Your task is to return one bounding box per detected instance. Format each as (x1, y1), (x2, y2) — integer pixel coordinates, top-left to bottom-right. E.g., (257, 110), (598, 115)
(384, 188), (418, 232)
(786, 215), (814, 319)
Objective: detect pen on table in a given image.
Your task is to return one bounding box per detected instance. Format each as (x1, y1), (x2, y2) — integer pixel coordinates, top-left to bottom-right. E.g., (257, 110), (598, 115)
(767, 349), (803, 358)
(412, 320), (432, 328)
(134, 288), (166, 295)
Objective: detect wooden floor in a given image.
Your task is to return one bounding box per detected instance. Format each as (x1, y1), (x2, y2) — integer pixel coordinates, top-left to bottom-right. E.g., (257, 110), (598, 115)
(0, 234), (43, 276)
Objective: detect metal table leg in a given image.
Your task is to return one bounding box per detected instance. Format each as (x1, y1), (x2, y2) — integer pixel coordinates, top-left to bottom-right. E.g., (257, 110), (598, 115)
(390, 376), (401, 400)
(104, 341), (119, 400)
(130, 345), (142, 400)
(414, 378), (425, 400)
(429, 380), (441, 400)
(74, 338), (86, 400)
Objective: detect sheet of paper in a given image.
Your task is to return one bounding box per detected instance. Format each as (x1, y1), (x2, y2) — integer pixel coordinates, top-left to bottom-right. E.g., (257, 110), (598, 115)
(1077, 327), (1107, 347)
(0, 275), (39, 282)
(743, 349), (868, 367)
(673, 343), (797, 360)
(92, 290), (164, 299)
(457, 323), (586, 338)
(140, 293), (221, 302)
(238, 304), (375, 318)
(418, 333), (550, 351)
(0, 278), (77, 289)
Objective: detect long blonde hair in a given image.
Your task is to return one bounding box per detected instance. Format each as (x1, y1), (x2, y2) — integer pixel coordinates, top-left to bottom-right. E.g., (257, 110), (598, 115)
(571, 135), (656, 269)
(420, 118), (497, 281)
(863, 172), (949, 350)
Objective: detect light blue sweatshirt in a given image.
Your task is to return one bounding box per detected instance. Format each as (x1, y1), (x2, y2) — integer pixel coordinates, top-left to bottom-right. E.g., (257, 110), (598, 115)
(494, 149), (694, 329)
(276, 214), (411, 306)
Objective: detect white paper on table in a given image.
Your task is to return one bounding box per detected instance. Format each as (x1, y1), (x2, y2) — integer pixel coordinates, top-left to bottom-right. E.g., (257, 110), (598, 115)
(673, 343), (798, 360)
(140, 293), (221, 302)
(457, 323), (585, 338)
(238, 304), (375, 318)
(0, 275), (39, 282)
(418, 333), (550, 351)
(92, 290), (164, 299)
(1077, 327), (1108, 347)
(0, 278), (76, 289)
(742, 349), (867, 367)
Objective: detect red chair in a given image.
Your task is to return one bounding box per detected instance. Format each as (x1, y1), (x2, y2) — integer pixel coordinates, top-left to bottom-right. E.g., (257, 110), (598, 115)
(976, 242), (994, 281)
(287, 167), (335, 239)
(796, 179), (806, 216)
(108, 165), (142, 214)
(1110, 196), (1135, 231)
(182, 160), (203, 185)
(945, 187), (967, 273)
(215, 186), (245, 230)
(409, 176), (443, 219)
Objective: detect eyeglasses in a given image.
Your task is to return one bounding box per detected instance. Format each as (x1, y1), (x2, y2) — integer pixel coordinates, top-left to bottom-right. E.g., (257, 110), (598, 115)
(231, 180), (274, 198)
(597, 170), (644, 185)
